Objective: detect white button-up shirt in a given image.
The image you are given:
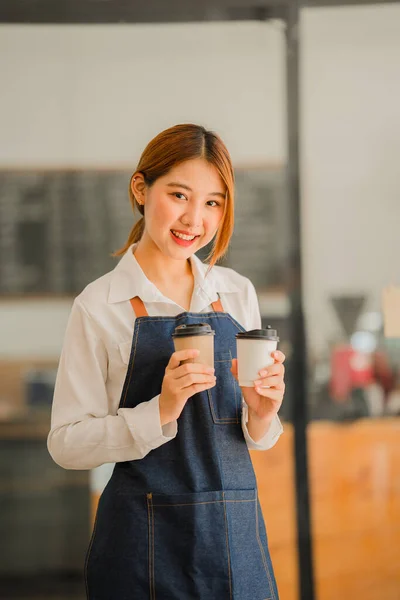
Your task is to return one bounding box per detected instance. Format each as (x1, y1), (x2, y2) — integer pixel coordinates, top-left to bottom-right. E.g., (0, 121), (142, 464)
(48, 245), (283, 470)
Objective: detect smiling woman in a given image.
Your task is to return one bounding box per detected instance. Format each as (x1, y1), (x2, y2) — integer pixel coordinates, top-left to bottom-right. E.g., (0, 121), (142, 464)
(113, 123), (234, 267)
(48, 123), (285, 600)
(128, 158), (228, 293)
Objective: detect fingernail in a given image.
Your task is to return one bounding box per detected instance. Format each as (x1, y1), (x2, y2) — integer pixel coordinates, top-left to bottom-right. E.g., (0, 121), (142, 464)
(254, 379), (261, 386)
(259, 370), (267, 377)
(206, 368), (215, 374)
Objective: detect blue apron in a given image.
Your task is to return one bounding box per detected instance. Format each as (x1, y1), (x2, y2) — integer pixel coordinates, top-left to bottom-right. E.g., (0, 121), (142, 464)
(85, 296), (279, 600)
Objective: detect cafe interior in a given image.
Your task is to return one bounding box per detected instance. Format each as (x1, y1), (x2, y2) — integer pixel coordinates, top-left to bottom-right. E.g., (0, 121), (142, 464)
(0, 1), (400, 599)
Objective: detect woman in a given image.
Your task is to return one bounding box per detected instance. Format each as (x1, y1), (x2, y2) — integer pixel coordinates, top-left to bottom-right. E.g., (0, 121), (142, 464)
(48, 124), (285, 600)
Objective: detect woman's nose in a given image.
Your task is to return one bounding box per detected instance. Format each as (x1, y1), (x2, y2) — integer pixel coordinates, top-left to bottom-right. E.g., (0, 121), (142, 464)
(181, 205), (202, 229)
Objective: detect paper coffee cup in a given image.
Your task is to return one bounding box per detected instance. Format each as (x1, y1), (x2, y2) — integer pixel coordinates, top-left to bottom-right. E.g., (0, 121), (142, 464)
(172, 323), (215, 368)
(236, 326), (279, 387)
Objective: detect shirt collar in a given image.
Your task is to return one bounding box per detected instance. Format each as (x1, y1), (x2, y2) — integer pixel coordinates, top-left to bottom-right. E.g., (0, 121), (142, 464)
(108, 244), (240, 305)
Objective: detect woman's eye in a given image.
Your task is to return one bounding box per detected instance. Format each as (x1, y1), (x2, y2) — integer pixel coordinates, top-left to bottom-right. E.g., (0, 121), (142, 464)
(173, 192), (187, 200)
(207, 200), (220, 208)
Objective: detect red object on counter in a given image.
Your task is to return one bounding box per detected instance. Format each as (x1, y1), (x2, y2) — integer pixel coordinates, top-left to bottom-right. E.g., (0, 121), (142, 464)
(330, 344), (374, 402)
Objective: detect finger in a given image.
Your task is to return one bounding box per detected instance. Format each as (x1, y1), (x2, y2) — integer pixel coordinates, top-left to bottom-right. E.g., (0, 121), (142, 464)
(173, 362), (215, 380)
(166, 349), (199, 371)
(258, 364), (285, 377)
(272, 350), (286, 363)
(254, 386), (284, 400)
(254, 375), (284, 389)
(187, 381), (217, 397)
(178, 373), (216, 390)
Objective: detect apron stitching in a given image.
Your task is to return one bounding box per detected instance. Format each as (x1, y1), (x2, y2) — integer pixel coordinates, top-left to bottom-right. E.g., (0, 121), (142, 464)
(255, 495), (276, 600)
(207, 389), (240, 424)
(152, 498), (255, 507)
(209, 350), (240, 424)
(225, 313), (246, 332)
(84, 504), (100, 599)
(226, 498), (256, 503)
(121, 319), (141, 408)
(207, 389), (217, 421)
(222, 491), (233, 600)
(228, 348), (239, 422)
(151, 497), (156, 599)
(147, 493), (156, 600)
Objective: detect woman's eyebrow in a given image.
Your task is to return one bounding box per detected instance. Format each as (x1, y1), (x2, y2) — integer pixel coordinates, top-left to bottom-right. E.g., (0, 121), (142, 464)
(166, 182), (226, 199)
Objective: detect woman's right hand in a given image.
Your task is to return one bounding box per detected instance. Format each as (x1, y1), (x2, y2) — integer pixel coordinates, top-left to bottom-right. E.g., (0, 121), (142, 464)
(159, 349), (216, 426)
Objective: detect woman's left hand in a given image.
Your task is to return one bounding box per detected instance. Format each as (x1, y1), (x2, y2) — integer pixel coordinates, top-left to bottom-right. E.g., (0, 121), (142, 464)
(231, 350), (286, 422)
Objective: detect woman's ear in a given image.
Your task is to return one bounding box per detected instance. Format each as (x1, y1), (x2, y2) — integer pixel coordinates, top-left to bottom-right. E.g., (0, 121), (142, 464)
(131, 173), (147, 205)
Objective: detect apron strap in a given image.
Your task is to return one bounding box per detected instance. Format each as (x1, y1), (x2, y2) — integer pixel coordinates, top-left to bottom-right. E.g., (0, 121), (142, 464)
(130, 295), (224, 316)
(130, 296), (149, 317)
(210, 297), (224, 312)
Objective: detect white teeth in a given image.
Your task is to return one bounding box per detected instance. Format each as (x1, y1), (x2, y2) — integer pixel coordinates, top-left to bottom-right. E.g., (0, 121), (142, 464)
(172, 230), (196, 241)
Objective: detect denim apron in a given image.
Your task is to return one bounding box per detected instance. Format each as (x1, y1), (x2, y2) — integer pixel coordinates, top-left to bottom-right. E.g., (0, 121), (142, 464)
(85, 296), (279, 600)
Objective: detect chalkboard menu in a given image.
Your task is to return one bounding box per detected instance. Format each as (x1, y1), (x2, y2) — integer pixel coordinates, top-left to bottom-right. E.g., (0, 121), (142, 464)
(0, 171), (133, 294)
(0, 168), (288, 295)
(233, 168), (289, 289)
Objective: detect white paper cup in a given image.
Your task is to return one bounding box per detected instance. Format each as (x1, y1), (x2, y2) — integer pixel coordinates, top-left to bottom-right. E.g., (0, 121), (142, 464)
(236, 327), (279, 387)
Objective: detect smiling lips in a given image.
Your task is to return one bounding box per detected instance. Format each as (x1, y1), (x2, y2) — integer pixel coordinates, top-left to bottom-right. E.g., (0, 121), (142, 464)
(171, 229), (200, 247)
(171, 230), (197, 241)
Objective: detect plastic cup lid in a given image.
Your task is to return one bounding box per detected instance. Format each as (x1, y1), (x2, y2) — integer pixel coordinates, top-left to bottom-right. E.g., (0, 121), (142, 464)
(236, 326), (279, 341)
(172, 323), (215, 338)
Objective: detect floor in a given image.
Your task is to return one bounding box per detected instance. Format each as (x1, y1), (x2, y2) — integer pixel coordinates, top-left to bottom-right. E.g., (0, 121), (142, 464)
(0, 574), (85, 599)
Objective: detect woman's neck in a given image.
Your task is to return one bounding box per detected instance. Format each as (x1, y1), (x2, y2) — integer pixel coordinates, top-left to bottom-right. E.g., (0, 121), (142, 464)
(133, 236), (195, 310)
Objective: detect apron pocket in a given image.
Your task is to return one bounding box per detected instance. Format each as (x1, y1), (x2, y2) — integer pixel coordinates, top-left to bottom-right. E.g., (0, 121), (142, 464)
(208, 351), (241, 424)
(148, 489), (232, 599)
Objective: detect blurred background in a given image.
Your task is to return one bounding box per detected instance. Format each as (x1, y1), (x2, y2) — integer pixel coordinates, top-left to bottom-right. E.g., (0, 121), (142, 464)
(0, 1), (400, 599)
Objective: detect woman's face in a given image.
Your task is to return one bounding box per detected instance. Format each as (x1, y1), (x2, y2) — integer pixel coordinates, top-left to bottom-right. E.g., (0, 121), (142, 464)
(136, 158), (226, 261)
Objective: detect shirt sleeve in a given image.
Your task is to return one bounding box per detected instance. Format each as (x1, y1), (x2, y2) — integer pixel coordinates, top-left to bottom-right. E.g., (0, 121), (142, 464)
(242, 406), (283, 450)
(240, 280), (284, 451)
(47, 299), (177, 470)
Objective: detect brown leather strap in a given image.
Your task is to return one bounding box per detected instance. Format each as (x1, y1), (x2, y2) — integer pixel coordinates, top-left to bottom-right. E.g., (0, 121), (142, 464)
(211, 297), (224, 313)
(130, 296), (148, 317)
(130, 295), (223, 315)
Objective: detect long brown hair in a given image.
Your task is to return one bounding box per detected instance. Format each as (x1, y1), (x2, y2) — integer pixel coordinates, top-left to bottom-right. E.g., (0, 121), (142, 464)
(113, 123), (235, 267)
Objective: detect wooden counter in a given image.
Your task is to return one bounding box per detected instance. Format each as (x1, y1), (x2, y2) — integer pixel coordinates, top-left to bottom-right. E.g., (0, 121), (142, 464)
(0, 415), (50, 440)
(251, 418), (400, 600)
